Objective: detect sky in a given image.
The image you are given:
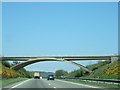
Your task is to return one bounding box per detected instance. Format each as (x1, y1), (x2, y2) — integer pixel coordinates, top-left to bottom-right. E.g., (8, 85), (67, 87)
(2, 2), (118, 72)
(1, 0), (120, 2)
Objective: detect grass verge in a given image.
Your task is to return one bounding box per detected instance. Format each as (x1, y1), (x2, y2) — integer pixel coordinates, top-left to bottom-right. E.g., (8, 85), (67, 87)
(61, 79), (120, 88)
(1, 78), (28, 87)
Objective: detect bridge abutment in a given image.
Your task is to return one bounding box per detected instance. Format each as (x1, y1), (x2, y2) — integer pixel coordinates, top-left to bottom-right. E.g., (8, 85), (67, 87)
(111, 56), (119, 63)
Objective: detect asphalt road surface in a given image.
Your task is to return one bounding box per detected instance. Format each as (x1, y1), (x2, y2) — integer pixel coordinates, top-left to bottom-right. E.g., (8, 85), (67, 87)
(2, 79), (103, 90)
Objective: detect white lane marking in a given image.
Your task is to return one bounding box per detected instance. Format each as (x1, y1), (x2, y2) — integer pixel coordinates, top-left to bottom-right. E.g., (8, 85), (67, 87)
(8, 79), (31, 90)
(56, 79), (100, 88)
(48, 83), (51, 85)
(53, 87), (57, 89)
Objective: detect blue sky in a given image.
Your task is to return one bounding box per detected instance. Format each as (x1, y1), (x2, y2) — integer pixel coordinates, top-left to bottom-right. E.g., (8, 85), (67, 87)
(2, 2), (118, 72)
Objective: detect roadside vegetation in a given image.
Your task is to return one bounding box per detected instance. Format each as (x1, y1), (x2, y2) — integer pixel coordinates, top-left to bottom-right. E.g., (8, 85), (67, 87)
(55, 60), (120, 79)
(0, 61), (32, 87)
(84, 60), (120, 79)
(55, 60), (120, 88)
(55, 70), (68, 78)
(2, 78), (27, 87)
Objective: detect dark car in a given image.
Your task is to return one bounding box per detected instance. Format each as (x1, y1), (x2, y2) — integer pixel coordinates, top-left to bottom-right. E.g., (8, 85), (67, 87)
(47, 75), (55, 80)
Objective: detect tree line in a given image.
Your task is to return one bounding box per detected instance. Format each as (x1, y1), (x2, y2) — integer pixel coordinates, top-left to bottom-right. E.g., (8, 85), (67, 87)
(55, 69), (88, 79)
(55, 61), (112, 79)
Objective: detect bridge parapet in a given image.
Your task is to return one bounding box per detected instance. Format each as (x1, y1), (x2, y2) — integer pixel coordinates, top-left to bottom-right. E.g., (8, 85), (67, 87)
(2, 55), (116, 61)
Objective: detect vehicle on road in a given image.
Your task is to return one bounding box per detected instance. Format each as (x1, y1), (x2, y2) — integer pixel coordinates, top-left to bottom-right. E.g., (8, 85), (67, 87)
(34, 72), (40, 79)
(47, 75), (55, 80)
(60, 76), (66, 79)
(40, 76), (42, 79)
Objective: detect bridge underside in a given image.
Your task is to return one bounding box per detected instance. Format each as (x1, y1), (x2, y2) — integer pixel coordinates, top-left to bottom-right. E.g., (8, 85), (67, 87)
(2, 55), (117, 73)
(10, 59), (92, 73)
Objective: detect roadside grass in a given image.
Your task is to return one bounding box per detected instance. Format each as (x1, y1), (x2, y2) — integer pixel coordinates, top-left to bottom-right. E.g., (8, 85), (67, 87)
(1, 78), (28, 87)
(84, 61), (120, 79)
(62, 79), (120, 88)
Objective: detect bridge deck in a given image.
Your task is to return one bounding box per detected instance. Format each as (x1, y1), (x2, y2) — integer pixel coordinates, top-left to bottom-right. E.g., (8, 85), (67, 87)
(2, 56), (116, 61)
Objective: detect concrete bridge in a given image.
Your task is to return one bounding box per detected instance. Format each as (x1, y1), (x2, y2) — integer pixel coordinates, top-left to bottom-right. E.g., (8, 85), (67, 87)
(2, 55), (119, 73)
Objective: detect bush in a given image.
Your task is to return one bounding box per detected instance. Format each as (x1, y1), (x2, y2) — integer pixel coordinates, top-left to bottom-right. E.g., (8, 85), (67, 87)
(55, 70), (68, 78)
(1, 63), (31, 79)
(17, 68), (32, 78)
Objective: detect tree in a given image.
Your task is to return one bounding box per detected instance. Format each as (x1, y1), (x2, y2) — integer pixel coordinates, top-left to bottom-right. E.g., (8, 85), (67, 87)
(68, 69), (84, 78)
(17, 68), (32, 78)
(55, 70), (68, 78)
(74, 69), (83, 77)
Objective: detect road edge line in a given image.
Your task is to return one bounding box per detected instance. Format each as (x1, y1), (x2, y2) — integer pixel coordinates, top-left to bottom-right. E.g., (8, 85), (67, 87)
(56, 79), (101, 88)
(9, 79), (31, 89)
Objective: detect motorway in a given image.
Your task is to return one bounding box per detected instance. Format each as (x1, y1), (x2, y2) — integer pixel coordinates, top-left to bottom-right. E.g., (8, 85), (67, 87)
(2, 79), (102, 90)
